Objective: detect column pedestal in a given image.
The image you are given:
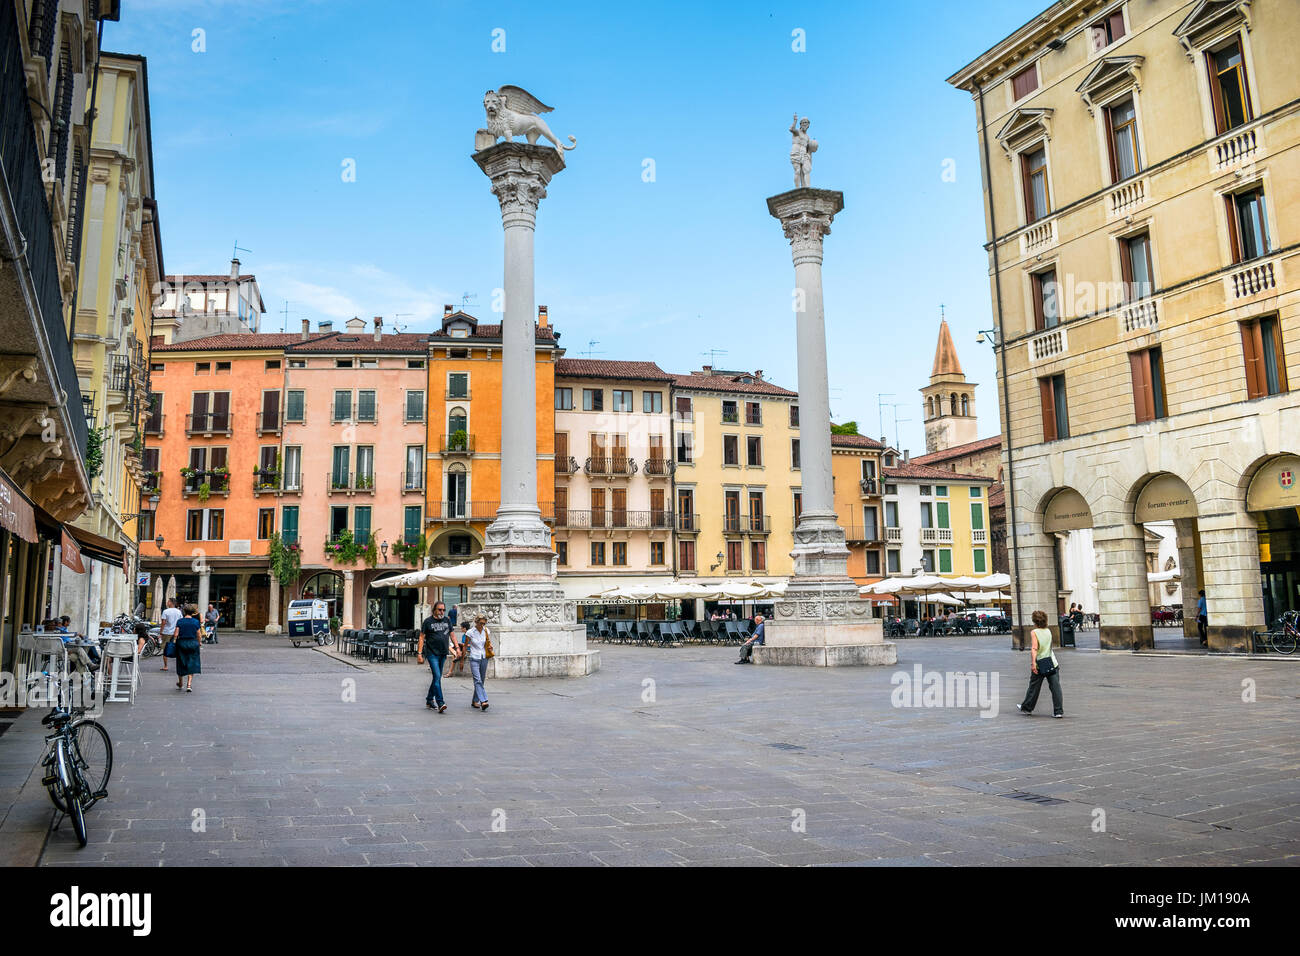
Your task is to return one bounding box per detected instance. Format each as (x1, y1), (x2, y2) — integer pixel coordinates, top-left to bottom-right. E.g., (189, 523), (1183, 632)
(757, 187), (894, 666)
(1199, 512), (1265, 652)
(1008, 535), (1061, 651)
(342, 570), (354, 629)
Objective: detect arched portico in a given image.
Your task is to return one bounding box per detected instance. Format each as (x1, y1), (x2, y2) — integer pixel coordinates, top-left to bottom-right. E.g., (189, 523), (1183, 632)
(1245, 454), (1300, 628)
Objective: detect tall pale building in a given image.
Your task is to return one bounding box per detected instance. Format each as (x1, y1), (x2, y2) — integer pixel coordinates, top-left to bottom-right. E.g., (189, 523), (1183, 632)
(949, 0), (1300, 650)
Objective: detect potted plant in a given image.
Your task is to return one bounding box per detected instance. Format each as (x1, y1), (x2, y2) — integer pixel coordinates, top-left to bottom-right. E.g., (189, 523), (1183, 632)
(198, 480), (211, 503)
(450, 428), (469, 452)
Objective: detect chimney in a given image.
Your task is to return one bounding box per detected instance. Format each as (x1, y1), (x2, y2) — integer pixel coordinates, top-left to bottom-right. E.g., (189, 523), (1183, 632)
(230, 258), (240, 280)
(702, 365), (712, 375)
(754, 369), (763, 380)
(373, 315), (383, 342)
(300, 318), (309, 341)
(319, 320), (333, 333)
(444, 305), (454, 317)
(537, 305), (548, 329)
(903, 449), (910, 463)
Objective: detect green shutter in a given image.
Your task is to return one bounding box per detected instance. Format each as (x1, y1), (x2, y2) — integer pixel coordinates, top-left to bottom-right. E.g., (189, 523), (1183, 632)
(354, 506), (371, 545)
(404, 506), (421, 545)
(973, 549), (987, 573)
(334, 390), (351, 419)
(936, 502), (950, 529)
(282, 506), (299, 545)
(357, 390), (376, 421)
(286, 390), (304, 421)
(970, 503), (984, 531)
(939, 549), (952, 574)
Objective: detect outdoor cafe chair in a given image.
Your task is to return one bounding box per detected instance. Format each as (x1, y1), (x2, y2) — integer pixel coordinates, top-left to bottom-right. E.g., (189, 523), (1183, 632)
(635, 621), (654, 644)
(101, 636), (138, 704)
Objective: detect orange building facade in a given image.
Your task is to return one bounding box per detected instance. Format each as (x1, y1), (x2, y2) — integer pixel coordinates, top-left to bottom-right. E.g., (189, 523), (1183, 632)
(831, 432), (890, 592)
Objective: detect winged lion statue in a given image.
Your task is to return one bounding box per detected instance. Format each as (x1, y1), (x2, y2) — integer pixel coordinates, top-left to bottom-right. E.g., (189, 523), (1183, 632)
(482, 86), (577, 151)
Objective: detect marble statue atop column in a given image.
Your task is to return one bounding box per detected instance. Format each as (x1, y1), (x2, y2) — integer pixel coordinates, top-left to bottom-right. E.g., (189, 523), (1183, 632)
(789, 114), (817, 188)
(461, 87), (598, 678)
(759, 116), (895, 667)
(477, 86), (578, 152)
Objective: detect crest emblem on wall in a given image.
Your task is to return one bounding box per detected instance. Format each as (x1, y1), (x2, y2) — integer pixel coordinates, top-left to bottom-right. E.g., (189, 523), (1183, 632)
(1281, 470), (1294, 489)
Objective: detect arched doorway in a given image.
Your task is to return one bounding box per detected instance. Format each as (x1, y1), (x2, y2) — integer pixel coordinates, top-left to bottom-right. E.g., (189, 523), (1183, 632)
(1133, 473), (1201, 647)
(1247, 454), (1300, 625)
(1043, 487), (1095, 621)
(301, 571), (343, 620)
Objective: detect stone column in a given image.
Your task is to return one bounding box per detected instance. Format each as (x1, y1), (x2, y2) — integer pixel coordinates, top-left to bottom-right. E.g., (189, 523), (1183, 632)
(196, 567), (211, 619)
(342, 570), (354, 628)
(462, 141), (597, 678)
(267, 571), (282, 634)
(1198, 510), (1265, 651)
(759, 187), (894, 666)
(1093, 519), (1153, 649)
(1173, 517), (1202, 640)
(1007, 534), (1061, 651)
(235, 573), (248, 630)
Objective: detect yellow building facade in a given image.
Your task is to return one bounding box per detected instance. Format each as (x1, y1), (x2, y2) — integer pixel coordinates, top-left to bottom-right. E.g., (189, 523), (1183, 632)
(670, 368), (799, 582)
(830, 433), (888, 587)
(58, 52), (160, 629)
(949, 0), (1300, 649)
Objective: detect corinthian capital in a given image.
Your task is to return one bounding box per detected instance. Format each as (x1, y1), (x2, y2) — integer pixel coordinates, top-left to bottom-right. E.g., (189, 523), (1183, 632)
(474, 141), (567, 231)
(490, 173), (548, 229)
(781, 211), (833, 265)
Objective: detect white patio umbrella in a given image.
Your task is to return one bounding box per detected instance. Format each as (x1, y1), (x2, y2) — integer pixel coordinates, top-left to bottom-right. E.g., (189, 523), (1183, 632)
(369, 559), (485, 589)
(928, 593), (965, 606)
(1146, 569), (1181, 583)
(165, 575), (176, 603)
(153, 576), (164, 615)
(943, 573), (1012, 591)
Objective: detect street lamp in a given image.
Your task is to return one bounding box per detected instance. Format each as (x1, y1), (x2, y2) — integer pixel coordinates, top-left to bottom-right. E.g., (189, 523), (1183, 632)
(154, 533), (170, 557)
(976, 328), (999, 347)
(381, 540), (388, 562)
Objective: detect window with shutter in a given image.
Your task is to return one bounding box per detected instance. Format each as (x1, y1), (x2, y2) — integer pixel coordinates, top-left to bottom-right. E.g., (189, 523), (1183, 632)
(1010, 64), (1038, 100)
(356, 390), (376, 422)
(1241, 316), (1288, 398)
(1021, 147), (1050, 223)
(1040, 377), (1059, 442)
(404, 506), (422, 545)
(281, 506), (299, 545)
(286, 390), (304, 421)
(1208, 37), (1252, 134)
(353, 507), (371, 546)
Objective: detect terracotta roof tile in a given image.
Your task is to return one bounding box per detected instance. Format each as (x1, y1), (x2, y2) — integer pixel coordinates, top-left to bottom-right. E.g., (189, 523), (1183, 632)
(151, 332), (333, 352)
(671, 372), (796, 397)
(911, 435), (1002, 465)
(831, 433), (885, 449)
(884, 462), (991, 482)
(556, 359), (673, 382)
(287, 332), (431, 353)
(162, 274), (258, 284)
(429, 322), (557, 343)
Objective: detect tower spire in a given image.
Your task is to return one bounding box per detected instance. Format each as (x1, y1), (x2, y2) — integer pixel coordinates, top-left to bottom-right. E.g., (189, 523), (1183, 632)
(930, 312), (964, 379)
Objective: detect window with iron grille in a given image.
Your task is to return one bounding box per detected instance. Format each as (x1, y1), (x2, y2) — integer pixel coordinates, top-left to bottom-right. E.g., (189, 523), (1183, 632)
(65, 146), (86, 268)
(28, 0), (59, 74)
(49, 43), (73, 182)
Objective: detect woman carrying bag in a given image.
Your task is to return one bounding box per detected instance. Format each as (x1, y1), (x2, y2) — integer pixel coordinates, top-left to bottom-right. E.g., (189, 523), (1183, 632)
(173, 604), (204, 693)
(464, 614), (493, 711)
(1017, 609), (1063, 718)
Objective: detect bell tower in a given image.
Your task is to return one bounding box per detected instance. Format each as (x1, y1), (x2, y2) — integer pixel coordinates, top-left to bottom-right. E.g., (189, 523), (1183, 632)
(921, 314), (978, 453)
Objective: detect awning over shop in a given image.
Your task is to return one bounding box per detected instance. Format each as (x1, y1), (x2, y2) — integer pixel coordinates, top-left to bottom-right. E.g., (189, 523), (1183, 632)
(0, 466), (38, 543)
(65, 524), (127, 567)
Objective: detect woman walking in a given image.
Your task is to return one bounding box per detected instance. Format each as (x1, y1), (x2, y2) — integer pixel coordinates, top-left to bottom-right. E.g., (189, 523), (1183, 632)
(174, 603), (203, 693)
(1017, 610), (1063, 718)
(464, 614), (491, 711)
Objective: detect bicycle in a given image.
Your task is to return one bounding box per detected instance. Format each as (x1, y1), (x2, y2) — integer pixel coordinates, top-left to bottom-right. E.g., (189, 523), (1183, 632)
(38, 673), (113, 848)
(1268, 611), (1298, 655)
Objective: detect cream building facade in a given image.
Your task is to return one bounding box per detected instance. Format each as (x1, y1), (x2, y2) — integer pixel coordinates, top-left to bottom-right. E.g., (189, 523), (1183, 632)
(57, 50), (161, 631)
(949, 0), (1300, 650)
(552, 359), (676, 604)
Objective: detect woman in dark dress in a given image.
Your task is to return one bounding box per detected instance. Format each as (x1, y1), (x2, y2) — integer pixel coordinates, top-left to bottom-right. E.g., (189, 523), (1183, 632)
(174, 604), (203, 692)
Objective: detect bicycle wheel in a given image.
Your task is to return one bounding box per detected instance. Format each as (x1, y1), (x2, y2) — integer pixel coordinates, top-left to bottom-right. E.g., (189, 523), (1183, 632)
(66, 789), (87, 847)
(1273, 630), (1297, 655)
(71, 720), (112, 803)
(45, 754), (71, 812)
(141, 639), (158, 659)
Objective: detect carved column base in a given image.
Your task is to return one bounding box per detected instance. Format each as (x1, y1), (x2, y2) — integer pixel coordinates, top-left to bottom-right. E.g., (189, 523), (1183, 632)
(759, 577), (897, 667)
(460, 544), (599, 678)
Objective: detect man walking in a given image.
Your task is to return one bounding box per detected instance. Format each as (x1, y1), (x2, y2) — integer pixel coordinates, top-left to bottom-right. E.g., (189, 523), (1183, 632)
(160, 597), (182, 672)
(1196, 589), (1208, 646)
(735, 614), (766, 664)
(204, 603), (220, 644)
(417, 601), (454, 712)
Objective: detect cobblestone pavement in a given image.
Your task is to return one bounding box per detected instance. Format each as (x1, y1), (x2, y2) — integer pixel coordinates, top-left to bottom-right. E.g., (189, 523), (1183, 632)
(28, 631), (1300, 866)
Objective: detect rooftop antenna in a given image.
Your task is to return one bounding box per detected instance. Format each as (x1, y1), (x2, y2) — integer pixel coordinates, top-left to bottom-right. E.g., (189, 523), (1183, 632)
(700, 348), (728, 367)
(889, 403), (911, 452)
(393, 313), (413, 333)
(279, 300), (306, 334)
(460, 292), (478, 310)
(232, 241), (252, 260)
(877, 392), (896, 444)
(583, 339), (603, 359)
(828, 385), (844, 421)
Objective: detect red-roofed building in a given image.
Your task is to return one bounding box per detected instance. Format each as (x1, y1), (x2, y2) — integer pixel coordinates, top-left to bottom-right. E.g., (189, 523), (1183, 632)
(151, 258), (266, 344)
(831, 430), (893, 594)
(911, 435), (1007, 573)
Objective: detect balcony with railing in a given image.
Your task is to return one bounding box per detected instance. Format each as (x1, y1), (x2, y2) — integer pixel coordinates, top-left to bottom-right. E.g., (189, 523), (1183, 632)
(144, 413), (164, 436)
(744, 514), (771, 534)
(180, 469), (231, 497)
(555, 455), (579, 476)
(402, 470), (425, 494)
(972, 529), (988, 545)
(107, 356), (132, 397)
(843, 526), (883, 544)
(256, 411), (281, 435)
(643, 457), (675, 478)
(1027, 326), (1067, 364)
(552, 509), (675, 531)
(859, 477), (879, 496)
(584, 456), (638, 477)
(920, 527), (954, 544)
(1226, 255), (1280, 301)
(676, 513), (700, 533)
(886, 526), (902, 543)
(185, 412), (232, 436)
(441, 433), (475, 455)
(252, 469), (282, 495)
(1120, 296), (1159, 334)
(326, 472), (376, 495)
(141, 472), (162, 496)
(427, 500), (501, 523)
(1106, 176), (1147, 219)
(1209, 120), (1261, 173)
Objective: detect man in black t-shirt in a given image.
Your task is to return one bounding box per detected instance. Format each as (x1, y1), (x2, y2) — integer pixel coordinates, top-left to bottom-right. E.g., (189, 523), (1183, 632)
(417, 602), (453, 712)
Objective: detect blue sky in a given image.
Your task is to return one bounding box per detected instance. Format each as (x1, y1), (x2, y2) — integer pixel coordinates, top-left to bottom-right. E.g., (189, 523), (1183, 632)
(107, 0), (1046, 455)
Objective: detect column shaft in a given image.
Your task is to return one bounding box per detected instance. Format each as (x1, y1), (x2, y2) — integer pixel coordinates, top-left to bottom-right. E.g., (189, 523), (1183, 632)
(793, 257), (833, 515)
(1093, 522), (1153, 649)
(500, 221), (538, 518)
(1199, 512), (1265, 651)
